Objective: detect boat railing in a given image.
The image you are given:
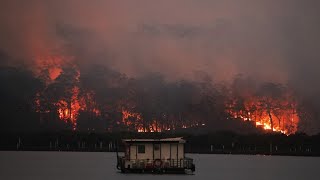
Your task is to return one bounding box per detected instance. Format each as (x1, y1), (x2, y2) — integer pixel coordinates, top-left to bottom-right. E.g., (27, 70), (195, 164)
(118, 156), (194, 169)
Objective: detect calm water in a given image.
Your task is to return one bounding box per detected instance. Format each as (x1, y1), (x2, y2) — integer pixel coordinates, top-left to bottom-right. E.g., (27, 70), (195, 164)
(0, 151), (319, 180)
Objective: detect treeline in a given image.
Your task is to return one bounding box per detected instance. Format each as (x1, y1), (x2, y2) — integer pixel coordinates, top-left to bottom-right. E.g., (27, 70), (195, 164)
(1, 131), (320, 156)
(1, 63), (318, 134)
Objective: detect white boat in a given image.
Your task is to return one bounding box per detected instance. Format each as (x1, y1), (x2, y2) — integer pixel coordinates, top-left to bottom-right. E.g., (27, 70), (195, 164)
(116, 137), (195, 174)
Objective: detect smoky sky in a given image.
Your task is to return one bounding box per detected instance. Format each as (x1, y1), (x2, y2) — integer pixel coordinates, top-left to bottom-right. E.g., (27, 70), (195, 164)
(1, 0), (320, 90)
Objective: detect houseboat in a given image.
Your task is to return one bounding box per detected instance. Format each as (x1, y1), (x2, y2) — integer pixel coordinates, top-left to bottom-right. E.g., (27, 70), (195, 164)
(116, 137), (195, 174)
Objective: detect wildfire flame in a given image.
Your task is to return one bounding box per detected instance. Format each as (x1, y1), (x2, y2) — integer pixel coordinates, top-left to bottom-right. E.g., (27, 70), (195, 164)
(226, 96), (299, 135)
(54, 86), (83, 129)
(33, 55), (72, 82)
(121, 109), (203, 132)
(34, 55), (101, 130)
(121, 109), (166, 132)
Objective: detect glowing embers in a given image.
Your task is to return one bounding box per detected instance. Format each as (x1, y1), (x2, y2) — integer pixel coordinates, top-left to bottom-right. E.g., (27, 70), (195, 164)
(136, 120), (168, 133)
(55, 97), (80, 130)
(226, 96), (299, 135)
(121, 110), (170, 132)
(121, 109), (204, 133)
(56, 100), (69, 121)
(121, 109), (144, 132)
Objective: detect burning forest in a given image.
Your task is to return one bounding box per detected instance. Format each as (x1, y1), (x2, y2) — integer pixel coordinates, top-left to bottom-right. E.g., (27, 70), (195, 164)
(225, 79), (299, 135)
(0, 55), (308, 135)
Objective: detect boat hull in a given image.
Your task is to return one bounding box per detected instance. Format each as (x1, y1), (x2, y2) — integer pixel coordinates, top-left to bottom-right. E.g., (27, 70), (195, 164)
(117, 157), (195, 174)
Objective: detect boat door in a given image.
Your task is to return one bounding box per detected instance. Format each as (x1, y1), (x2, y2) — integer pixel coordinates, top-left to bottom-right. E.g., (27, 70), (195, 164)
(130, 145), (137, 159)
(153, 144), (161, 159)
(170, 144), (178, 166)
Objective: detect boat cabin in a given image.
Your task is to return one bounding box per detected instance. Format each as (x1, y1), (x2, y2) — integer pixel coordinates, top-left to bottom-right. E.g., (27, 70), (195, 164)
(116, 137), (195, 174)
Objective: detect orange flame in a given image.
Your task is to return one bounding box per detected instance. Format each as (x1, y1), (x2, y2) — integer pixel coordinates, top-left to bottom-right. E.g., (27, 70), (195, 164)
(121, 109), (200, 132)
(34, 55), (101, 130)
(121, 109), (166, 132)
(121, 109), (144, 131)
(33, 55), (73, 82)
(226, 95), (299, 135)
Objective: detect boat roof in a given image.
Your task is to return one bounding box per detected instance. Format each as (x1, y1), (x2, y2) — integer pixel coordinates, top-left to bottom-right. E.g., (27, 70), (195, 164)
(122, 137), (186, 143)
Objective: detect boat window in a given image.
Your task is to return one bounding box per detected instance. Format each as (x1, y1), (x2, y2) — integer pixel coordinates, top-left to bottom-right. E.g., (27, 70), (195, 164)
(137, 145), (145, 153)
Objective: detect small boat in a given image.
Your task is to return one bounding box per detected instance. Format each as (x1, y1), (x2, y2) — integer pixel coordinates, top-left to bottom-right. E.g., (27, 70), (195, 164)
(116, 137), (195, 174)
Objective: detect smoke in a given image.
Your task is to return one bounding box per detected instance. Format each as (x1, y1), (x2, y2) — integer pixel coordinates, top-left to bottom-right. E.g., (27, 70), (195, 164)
(1, 0), (320, 133)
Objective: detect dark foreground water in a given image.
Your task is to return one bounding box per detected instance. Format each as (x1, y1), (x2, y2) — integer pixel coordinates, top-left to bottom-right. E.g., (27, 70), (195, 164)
(0, 151), (319, 180)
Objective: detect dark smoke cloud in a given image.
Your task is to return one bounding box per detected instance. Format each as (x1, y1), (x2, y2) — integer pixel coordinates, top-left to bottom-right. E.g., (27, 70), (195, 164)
(1, 0), (320, 133)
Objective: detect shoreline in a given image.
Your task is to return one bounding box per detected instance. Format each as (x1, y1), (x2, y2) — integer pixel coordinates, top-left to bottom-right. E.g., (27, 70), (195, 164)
(1, 131), (319, 157)
(1, 149), (319, 157)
